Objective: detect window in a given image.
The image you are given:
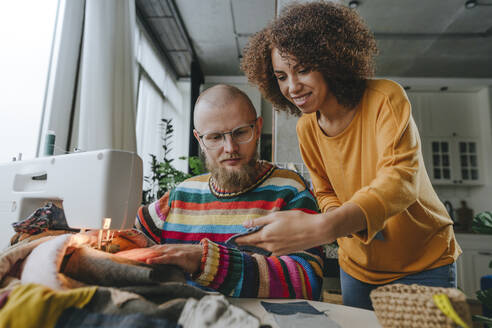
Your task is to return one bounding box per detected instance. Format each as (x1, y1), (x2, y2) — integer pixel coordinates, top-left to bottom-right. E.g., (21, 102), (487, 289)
(0, 0), (58, 163)
(135, 23), (190, 188)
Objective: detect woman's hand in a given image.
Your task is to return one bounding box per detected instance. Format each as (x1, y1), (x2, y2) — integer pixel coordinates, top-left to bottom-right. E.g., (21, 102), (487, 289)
(236, 204), (367, 255)
(116, 244), (203, 274)
(236, 210), (331, 256)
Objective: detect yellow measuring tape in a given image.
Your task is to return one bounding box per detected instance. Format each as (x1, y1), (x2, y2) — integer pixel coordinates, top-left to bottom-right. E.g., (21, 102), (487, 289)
(432, 293), (470, 328)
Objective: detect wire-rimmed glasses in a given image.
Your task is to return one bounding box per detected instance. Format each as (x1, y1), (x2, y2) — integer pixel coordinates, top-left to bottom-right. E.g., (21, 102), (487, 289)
(197, 119), (257, 149)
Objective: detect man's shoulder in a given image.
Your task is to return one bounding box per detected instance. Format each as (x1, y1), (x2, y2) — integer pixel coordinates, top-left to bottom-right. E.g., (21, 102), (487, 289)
(264, 166), (310, 193)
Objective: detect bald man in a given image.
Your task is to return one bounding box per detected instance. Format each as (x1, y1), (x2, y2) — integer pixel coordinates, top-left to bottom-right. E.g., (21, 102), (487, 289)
(128, 84), (325, 300)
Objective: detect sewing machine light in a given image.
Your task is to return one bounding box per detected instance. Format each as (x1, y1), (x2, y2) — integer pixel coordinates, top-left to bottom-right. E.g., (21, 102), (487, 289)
(102, 218), (112, 229)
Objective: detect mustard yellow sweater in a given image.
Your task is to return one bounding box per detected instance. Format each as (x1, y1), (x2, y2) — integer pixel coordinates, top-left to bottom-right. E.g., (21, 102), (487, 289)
(297, 79), (461, 284)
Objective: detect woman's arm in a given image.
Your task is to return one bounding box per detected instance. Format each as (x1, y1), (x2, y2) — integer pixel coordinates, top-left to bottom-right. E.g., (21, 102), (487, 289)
(347, 89), (419, 243)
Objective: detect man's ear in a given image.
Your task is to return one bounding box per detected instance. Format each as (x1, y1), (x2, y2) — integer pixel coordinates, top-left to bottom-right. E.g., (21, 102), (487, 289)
(255, 117), (264, 138)
(193, 129), (205, 152)
(193, 129), (201, 143)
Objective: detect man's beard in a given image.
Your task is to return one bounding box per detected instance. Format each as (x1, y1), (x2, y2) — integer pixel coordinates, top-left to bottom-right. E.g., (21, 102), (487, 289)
(204, 150), (260, 191)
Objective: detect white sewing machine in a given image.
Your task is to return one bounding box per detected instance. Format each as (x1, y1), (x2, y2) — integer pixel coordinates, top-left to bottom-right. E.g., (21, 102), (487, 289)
(0, 149), (143, 247)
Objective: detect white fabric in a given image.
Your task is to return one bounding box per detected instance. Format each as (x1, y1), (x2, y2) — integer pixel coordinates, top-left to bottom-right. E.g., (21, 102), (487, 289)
(0, 236), (57, 284)
(76, 0), (137, 152)
(178, 294), (260, 328)
(20, 234), (95, 290)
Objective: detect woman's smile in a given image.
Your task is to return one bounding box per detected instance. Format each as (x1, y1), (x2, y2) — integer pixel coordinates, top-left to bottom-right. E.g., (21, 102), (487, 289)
(291, 92), (312, 107)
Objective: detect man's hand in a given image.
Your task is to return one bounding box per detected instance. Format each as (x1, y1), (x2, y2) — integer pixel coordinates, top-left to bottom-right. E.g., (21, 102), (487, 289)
(116, 244), (203, 274)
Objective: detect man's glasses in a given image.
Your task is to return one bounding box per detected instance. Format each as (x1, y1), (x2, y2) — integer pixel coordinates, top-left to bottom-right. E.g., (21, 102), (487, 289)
(197, 119), (257, 149)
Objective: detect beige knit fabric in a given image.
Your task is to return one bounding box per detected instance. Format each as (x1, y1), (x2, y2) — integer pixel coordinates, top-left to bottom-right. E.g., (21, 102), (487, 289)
(370, 284), (472, 328)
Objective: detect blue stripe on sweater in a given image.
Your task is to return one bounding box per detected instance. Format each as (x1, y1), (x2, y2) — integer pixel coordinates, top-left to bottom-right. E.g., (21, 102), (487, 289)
(290, 255), (321, 301)
(162, 222), (247, 234)
(252, 184), (299, 193)
(289, 189), (317, 203)
(173, 186), (209, 194)
(232, 253), (245, 297)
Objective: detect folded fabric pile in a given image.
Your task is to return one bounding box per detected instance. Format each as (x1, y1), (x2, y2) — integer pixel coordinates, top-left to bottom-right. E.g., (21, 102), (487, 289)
(0, 233), (261, 328)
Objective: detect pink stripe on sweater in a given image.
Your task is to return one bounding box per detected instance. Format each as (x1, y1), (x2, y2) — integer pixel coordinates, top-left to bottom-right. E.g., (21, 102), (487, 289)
(266, 257), (284, 298)
(281, 256), (302, 299)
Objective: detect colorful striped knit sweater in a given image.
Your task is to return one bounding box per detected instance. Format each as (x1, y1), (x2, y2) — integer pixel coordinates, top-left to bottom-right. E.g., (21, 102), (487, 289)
(135, 163), (325, 300)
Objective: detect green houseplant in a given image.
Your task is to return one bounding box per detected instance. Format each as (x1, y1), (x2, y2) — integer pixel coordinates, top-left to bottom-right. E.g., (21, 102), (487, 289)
(142, 118), (206, 204)
(471, 212), (492, 327)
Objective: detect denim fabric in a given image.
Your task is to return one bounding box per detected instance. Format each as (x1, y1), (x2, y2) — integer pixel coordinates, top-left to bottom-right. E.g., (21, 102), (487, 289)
(261, 301), (323, 315)
(481, 275), (492, 318)
(340, 262), (457, 310)
(261, 301), (341, 328)
(225, 226), (272, 256)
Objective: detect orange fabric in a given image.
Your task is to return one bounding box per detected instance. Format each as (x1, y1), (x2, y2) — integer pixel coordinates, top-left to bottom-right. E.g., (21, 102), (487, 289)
(297, 79), (461, 284)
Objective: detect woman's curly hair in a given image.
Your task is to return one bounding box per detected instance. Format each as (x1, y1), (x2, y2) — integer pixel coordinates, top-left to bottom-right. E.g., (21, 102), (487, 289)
(241, 1), (378, 116)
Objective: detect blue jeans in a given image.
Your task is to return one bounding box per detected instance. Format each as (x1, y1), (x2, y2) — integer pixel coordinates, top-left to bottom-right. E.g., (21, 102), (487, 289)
(340, 262), (457, 310)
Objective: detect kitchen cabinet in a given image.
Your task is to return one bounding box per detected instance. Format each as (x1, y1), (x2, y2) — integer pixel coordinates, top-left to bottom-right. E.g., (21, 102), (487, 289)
(455, 233), (492, 300)
(410, 92), (481, 138)
(422, 137), (483, 185)
(408, 91), (484, 186)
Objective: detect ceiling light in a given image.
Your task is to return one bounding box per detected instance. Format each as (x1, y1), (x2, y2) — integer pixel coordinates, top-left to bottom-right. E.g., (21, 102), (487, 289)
(465, 0), (477, 9)
(440, 86), (449, 92)
(404, 86), (411, 91)
(348, 1), (359, 9)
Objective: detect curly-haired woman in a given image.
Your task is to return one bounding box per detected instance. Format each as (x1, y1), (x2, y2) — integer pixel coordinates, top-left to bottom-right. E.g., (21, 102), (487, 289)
(237, 1), (460, 309)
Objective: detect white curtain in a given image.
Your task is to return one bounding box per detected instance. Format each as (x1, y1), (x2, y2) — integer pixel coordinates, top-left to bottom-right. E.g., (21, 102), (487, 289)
(76, 0), (137, 152)
(135, 24), (190, 179)
(136, 74), (166, 188)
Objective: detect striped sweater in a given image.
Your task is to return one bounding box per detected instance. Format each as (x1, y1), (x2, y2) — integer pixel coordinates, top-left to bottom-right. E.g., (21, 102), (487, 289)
(135, 163), (325, 300)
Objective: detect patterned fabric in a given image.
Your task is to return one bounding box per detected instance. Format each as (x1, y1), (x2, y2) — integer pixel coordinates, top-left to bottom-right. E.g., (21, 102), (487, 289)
(12, 202), (69, 235)
(136, 164), (325, 300)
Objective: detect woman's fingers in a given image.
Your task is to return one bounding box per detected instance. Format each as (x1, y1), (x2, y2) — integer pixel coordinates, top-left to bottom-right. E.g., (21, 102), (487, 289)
(243, 213), (277, 228)
(234, 232), (262, 246)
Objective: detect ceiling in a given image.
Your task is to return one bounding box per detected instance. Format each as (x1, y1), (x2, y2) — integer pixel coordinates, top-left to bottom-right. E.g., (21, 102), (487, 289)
(137, 0), (492, 79)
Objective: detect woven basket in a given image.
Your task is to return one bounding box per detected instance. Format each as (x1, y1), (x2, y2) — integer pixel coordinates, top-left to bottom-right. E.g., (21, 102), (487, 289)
(369, 284), (472, 328)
